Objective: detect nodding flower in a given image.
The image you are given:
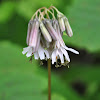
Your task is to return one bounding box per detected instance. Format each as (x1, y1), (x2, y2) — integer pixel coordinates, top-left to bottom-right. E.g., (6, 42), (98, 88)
(39, 20), (52, 42)
(64, 18), (73, 37)
(57, 13), (65, 32)
(27, 19), (39, 48)
(22, 6), (79, 67)
(44, 19), (59, 41)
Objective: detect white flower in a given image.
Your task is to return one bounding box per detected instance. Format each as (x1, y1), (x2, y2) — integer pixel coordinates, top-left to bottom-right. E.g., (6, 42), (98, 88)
(22, 44), (50, 60)
(51, 47), (70, 64)
(51, 41), (79, 65)
(22, 6), (79, 67)
(22, 46), (33, 57)
(34, 44), (50, 60)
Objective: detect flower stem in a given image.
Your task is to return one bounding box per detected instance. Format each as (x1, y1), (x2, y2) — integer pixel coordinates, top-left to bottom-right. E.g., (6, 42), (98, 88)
(48, 59), (51, 100)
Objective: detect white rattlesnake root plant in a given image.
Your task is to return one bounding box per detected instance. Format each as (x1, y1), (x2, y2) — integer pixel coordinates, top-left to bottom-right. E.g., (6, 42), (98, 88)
(22, 6), (79, 67)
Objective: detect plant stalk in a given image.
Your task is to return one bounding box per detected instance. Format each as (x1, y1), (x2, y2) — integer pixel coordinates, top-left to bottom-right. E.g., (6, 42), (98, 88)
(48, 59), (51, 100)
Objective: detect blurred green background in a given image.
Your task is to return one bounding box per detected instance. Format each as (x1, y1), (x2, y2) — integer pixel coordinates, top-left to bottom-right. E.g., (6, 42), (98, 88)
(0, 0), (100, 100)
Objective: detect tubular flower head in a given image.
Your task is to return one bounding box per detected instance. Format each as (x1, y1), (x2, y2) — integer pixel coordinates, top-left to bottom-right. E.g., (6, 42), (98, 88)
(22, 6), (79, 67)
(53, 20), (62, 37)
(51, 40), (79, 67)
(64, 18), (73, 37)
(29, 19), (40, 47)
(26, 20), (33, 45)
(51, 41), (70, 65)
(44, 19), (59, 41)
(34, 44), (50, 60)
(52, 20), (65, 46)
(57, 13), (65, 32)
(39, 21), (52, 42)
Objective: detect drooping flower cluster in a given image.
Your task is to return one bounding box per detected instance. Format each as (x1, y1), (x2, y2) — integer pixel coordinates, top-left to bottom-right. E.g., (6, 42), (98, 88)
(22, 6), (79, 67)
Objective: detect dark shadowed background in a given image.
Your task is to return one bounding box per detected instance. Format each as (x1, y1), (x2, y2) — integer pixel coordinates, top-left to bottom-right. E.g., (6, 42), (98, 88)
(0, 0), (100, 100)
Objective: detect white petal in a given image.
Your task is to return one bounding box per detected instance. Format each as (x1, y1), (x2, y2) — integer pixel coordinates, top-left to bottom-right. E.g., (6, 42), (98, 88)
(22, 47), (30, 54)
(34, 52), (39, 59)
(38, 46), (45, 60)
(26, 47), (32, 57)
(58, 49), (64, 64)
(56, 41), (60, 48)
(59, 36), (65, 47)
(44, 50), (50, 59)
(64, 46), (79, 54)
(61, 48), (70, 62)
(51, 50), (57, 64)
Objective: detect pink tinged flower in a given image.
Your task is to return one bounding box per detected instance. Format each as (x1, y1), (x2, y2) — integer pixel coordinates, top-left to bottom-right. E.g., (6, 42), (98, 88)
(52, 20), (65, 46)
(51, 49), (57, 64)
(34, 44), (50, 60)
(22, 6), (79, 66)
(40, 34), (50, 49)
(34, 31), (41, 52)
(34, 52), (39, 59)
(60, 47), (70, 62)
(64, 46), (79, 54)
(51, 47), (70, 64)
(51, 41), (69, 64)
(57, 14), (65, 32)
(26, 20), (33, 45)
(57, 49), (64, 63)
(22, 43), (50, 59)
(53, 20), (62, 37)
(44, 19), (59, 41)
(29, 18), (40, 48)
(22, 46), (30, 55)
(64, 18), (73, 37)
(22, 31), (41, 57)
(22, 46), (33, 57)
(51, 40), (79, 64)
(39, 21), (52, 42)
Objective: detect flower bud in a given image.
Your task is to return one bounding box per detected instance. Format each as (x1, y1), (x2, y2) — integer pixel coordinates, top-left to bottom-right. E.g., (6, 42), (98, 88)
(26, 20), (34, 45)
(64, 18), (73, 37)
(44, 19), (59, 41)
(40, 34), (50, 49)
(52, 20), (63, 37)
(29, 18), (40, 48)
(39, 21), (52, 42)
(52, 20), (65, 47)
(34, 31), (41, 52)
(57, 14), (65, 32)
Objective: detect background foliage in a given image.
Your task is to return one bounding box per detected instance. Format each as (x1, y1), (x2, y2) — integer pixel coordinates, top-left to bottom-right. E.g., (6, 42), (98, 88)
(0, 0), (100, 100)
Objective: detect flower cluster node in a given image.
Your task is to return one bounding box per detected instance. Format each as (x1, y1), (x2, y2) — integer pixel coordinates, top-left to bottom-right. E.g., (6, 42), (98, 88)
(22, 6), (79, 67)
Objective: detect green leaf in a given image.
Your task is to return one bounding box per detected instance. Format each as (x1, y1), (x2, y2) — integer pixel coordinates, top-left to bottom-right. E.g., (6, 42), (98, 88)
(63, 0), (100, 52)
(16, 0), (59, 20)
(0, 2), (15, 23)
(52, 93), (66, 100)
(0, 41), (84, 100)
(62, 64), (100, 83)
(51, 73), (83, 100)
(61, 64), (100, 100)
(36, 65), (83, 100)
(16, 0), (70, 20)
(0, 41), (47, 100)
